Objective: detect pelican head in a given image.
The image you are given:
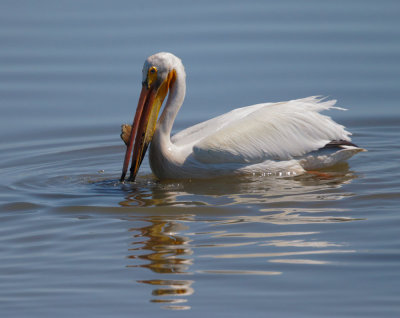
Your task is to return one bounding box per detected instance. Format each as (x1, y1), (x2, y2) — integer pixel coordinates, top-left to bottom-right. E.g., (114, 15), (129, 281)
(120, 53), (181, 182)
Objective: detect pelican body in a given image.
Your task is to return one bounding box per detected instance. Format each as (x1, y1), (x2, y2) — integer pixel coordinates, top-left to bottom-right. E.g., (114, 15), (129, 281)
(120, 52), (364, 181)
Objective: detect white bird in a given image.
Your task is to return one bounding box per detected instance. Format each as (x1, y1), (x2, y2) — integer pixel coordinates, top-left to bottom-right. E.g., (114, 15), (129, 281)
(120, 52), (364, 181)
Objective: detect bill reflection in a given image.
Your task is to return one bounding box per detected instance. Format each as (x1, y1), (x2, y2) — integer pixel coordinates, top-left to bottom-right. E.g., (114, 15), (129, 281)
(127, 217), (194, 310)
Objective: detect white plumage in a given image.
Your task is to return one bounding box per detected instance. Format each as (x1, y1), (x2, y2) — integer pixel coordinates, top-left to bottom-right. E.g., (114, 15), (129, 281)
(121, 52), (364, 181)
(184, 97), (347, 163)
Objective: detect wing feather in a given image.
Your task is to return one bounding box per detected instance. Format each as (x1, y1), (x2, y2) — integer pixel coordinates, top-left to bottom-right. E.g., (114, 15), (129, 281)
(192, 96), (351, 164)
(171, 103), (265, 146)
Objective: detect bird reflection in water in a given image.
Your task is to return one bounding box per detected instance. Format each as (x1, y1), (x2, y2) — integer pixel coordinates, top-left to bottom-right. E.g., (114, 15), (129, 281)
(127, 217), (194, 310)
(118, 162), (358, 208)
(120, 163), (359, 310)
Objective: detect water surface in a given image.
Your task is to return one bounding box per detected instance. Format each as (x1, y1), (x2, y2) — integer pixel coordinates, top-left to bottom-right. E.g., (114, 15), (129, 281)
(1, 1), (400, 317)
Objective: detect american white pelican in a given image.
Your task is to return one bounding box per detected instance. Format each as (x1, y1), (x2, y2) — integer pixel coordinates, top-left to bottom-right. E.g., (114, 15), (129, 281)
(120, 52), (364, 181)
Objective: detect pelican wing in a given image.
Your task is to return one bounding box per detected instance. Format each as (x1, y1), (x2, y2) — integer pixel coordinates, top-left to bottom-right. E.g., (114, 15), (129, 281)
(191, 96), (351, 164)
(171, 103), (265, 147)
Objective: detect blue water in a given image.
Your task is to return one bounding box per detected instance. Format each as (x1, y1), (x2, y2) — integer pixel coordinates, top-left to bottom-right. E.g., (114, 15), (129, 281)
(1, 1), (399, 317)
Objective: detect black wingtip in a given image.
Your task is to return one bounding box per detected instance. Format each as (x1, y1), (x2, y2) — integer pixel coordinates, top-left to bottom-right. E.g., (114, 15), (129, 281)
(321, 140), (359, 149)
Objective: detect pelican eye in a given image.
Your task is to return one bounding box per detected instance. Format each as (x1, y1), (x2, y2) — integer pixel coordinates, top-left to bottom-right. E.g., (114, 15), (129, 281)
(147, 66), (158, 87)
